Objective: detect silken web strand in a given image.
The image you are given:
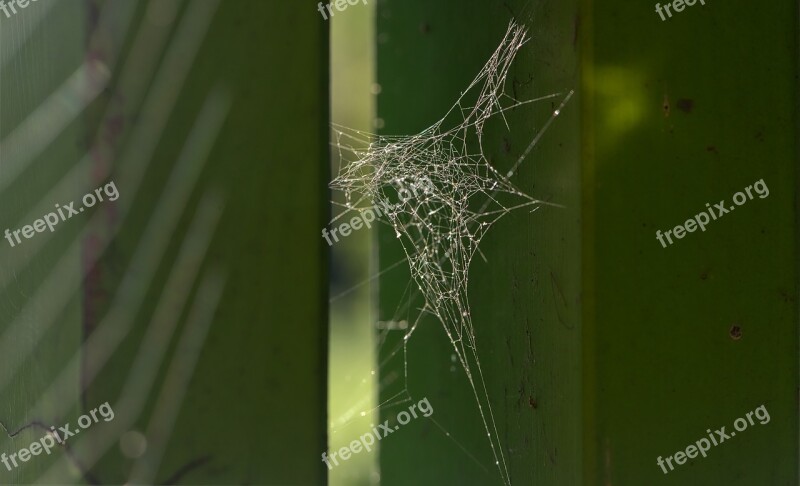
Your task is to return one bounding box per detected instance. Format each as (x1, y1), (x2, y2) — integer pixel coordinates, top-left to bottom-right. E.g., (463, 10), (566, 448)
(330, 20), (572, 486)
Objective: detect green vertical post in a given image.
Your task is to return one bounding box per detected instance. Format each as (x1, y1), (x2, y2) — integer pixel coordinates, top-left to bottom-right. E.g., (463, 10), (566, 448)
(81, 1), (330, 484)
(2, 0), (329, 484)
(377, 1), (581, 484)
(581, 0), (798, 484)
(0, 2), (91, 483)
(377, 0), (798, 485)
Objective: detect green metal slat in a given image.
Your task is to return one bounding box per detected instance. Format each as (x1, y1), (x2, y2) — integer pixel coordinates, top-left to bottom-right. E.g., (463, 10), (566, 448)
(376, 0), (798, 485)
(1, 0), (329, 484)
(83, 1), (330, 484)
(377, 2), (581, 485)
(581, 0), (798, 484)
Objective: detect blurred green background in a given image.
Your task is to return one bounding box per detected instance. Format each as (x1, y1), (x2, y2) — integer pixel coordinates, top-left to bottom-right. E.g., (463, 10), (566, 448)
(329, 2), (377, 486)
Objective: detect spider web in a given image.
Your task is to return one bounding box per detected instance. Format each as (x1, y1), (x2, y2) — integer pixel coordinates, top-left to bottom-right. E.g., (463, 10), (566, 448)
(329, 21), (572, 486)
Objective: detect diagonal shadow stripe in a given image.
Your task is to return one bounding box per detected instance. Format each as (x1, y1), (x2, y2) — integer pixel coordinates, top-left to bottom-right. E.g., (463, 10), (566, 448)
(127, 266), (228, 485)
(37, 263), (228, 484)
(0, 84), (230, 401)
(0, 0), (185, 291)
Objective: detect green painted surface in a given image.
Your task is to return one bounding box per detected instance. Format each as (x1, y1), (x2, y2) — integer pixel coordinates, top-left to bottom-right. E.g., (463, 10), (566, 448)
(0, 2), (90, 483)
(2, 0), (328, 484)
(83, 1), (329, 484)
(581, 0), (798, 484)
(378, 0), (798, 485)
(377, 1), (581, 485)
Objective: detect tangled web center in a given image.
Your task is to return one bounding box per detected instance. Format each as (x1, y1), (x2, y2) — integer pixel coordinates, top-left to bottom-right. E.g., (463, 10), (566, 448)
(330, 21), (572, 486)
